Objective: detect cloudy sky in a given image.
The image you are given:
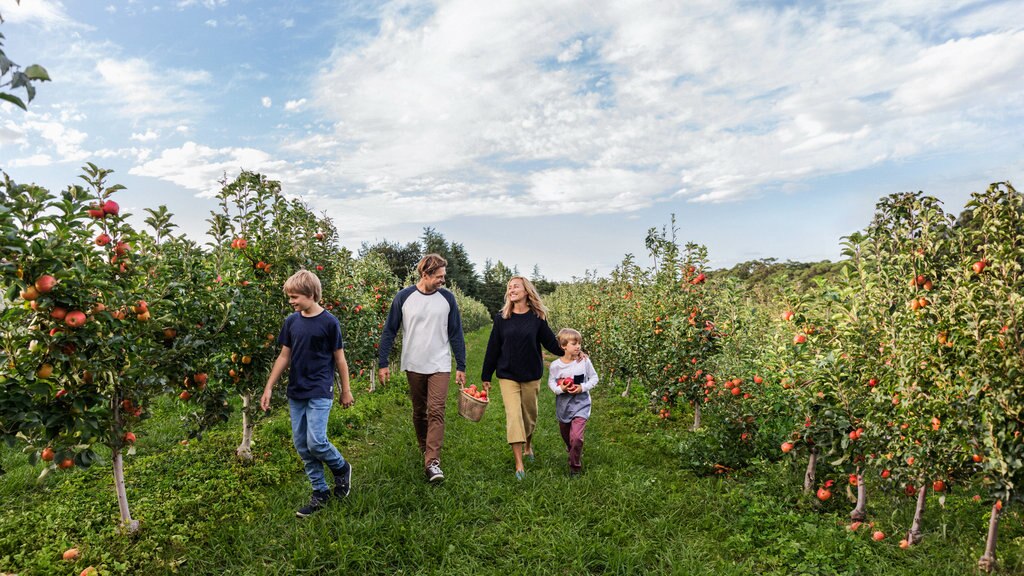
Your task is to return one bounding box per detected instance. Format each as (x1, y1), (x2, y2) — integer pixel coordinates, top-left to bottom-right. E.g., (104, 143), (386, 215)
(1, 0), (1022, 280)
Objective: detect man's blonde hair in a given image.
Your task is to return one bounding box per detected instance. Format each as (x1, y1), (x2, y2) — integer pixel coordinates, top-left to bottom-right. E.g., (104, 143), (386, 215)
(417, 253), (448, 278)
(283, 269), (322, 302)
(556, 327), (582, 347)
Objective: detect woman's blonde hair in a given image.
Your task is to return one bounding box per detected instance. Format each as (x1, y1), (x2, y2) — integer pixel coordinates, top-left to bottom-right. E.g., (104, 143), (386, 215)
(500, 275), (548, 320)
(283, 269), (322, 302)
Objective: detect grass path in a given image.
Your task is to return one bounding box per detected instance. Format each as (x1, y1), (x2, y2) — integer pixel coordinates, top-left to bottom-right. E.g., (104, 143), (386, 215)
(1, 326), (1014, 575)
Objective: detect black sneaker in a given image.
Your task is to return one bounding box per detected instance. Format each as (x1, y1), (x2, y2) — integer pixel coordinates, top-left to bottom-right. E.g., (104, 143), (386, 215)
(332, 462), (352, 498)
(425, 459), (444, 483)
(296, 490), (331, 518)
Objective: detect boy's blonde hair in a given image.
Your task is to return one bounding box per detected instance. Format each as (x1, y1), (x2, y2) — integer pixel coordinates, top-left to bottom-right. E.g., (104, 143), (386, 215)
(283, 269), (322, 302)
(556, 328), (582, 347)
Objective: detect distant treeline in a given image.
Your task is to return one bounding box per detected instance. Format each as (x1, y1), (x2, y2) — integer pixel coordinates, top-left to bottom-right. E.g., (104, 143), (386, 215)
(363, 226), (839, 314)
(360, 227), (558, 315)
(712, 258), (843, 292)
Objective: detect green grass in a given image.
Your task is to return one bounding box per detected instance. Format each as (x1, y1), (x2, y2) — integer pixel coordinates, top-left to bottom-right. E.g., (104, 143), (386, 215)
(2, 327), (1022, 574)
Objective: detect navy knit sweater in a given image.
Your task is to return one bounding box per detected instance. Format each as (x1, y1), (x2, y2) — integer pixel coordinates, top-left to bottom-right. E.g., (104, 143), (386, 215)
(481, 311), (563, 383)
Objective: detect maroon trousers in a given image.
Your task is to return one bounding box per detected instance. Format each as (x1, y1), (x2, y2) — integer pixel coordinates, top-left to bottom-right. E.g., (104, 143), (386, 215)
(559, 417), (588, 472)
(406, 371), (450, 467)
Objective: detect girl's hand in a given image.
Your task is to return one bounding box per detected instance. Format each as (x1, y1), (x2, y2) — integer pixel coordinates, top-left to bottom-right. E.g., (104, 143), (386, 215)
(568, 383), (581, 394)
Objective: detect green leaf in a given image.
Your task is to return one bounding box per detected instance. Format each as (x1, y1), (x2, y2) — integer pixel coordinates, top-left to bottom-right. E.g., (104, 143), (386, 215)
(24, 64), (49, 81)
(0, 92), (27, 110)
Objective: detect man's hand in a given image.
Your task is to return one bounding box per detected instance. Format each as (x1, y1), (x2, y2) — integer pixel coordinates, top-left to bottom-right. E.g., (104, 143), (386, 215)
(378, 367), (390, 386)
(455, 371), (466, 386)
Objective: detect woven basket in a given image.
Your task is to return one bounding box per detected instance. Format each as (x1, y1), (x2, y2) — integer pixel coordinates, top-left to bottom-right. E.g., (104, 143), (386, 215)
(457, 389), (488, 422)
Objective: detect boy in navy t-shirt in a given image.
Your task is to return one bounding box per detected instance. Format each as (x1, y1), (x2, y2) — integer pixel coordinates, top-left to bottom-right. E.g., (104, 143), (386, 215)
(261, 270), (354, 517)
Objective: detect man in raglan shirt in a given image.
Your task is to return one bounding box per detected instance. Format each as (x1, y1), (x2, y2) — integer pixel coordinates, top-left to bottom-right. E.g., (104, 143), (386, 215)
(378, 253), (467, 483)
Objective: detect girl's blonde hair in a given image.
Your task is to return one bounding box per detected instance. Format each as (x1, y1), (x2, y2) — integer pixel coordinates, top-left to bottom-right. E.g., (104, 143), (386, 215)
(500, 275), (548, 320)
(283, 269), (322, 303)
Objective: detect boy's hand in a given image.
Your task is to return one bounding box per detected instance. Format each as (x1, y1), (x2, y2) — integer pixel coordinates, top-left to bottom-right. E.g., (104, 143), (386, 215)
(339, 389), (355, 408)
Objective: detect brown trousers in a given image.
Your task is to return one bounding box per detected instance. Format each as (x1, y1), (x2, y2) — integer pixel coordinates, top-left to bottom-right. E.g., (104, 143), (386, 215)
(406, 371), (450, 467)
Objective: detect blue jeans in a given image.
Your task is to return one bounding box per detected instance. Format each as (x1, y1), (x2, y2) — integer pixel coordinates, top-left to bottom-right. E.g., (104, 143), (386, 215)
(289, 397), (347, 493)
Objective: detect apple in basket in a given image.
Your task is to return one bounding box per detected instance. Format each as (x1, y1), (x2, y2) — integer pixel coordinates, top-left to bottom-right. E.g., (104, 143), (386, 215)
(464, 384), (488, 402)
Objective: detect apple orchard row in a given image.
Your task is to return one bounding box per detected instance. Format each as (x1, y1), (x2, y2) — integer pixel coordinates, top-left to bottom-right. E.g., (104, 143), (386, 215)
(545, 185), (1022, 571)
(0, 167), (404, 534)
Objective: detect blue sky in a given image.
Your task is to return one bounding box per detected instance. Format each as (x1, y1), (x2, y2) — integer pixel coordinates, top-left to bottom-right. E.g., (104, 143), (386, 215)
(1, 0), (1022, 281)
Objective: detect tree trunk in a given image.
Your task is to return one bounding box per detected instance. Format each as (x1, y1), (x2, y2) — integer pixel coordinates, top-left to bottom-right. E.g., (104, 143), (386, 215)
(621, 377), (631, 398)
(907, 483), (928, 545)
(692, 403), (702, 430)
(369, 368), (377, 393)
(236, 392), (255, 460)
(112, 448), (140, 533)
(850, 472), (867, 521)
(803, 446), (818, 492)
(978, 502), (1002, 572)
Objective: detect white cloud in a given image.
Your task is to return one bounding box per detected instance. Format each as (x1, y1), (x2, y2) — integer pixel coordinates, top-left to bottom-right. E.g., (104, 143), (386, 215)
(556, 39), (583, 63)
(95, 57), (211, 121)
(284, 98), (306, 111)
(282, 18), (295, 28)
(130, 141), (307, 197)
(130, 129), (159, 142)
(0, 109), (89, 164)
(261, 96), (272, 108)
(0, 0), (80, 30)
(176, 0), (227, 9)
(204, 19), (217, 27)
(306, 0), (1024, 215)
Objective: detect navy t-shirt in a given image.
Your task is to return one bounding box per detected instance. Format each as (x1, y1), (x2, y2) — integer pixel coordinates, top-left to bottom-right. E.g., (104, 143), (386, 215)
(278, 310), (344, 399)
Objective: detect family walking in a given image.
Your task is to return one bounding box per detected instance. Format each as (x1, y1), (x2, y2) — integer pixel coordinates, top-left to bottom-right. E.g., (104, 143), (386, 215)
(264, 255), (597, 517)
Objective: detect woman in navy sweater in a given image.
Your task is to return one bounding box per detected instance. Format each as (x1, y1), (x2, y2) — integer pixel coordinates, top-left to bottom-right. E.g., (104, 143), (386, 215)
(482, 275), (564, 479)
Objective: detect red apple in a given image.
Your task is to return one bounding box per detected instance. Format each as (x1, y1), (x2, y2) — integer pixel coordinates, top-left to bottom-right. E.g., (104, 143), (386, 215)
(34, 274), (57, 294)
(95, 232), (112, 246)
(972, 260), (987, 274)
(64, 310), (87, 328)
(102, 200), (119, 215)
(872, 531), (885, 541)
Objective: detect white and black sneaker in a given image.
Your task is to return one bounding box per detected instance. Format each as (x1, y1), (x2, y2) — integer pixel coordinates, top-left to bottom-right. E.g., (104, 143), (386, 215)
(296, 490), (331, 518)
(425, 459), (444, 483)
(332, 462), (352, 498)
